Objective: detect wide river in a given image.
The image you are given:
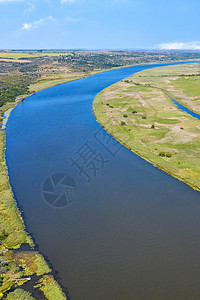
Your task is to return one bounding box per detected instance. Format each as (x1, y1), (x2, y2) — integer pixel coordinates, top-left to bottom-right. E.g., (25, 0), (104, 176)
(6, 63), (200, 299)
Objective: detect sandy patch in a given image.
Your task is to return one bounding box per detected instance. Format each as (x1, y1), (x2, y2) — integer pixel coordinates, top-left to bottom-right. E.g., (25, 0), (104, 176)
(1, 108), (13, 130)
(154, 124), (197, 144)
(0, 58), (30, 63)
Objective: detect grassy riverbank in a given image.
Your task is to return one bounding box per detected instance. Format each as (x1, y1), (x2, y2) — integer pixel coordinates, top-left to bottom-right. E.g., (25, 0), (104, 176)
(93, 63), (200, 191)
(132, 63), (200, 114)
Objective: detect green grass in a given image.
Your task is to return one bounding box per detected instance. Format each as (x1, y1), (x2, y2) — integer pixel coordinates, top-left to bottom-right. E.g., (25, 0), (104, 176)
(0, 102), (31, 249)
(6, 288), (35, 300)
(93, 63), (200, 191)
(0, 74), (35, 107)
(14, 252), (51, 276)
(0, 51), (73, 59)
(133, 63), (200, 114)
(35, 275), (66, 300)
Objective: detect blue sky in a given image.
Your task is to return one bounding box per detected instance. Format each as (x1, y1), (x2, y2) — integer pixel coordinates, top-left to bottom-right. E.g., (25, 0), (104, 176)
(0, 0), (200, 50)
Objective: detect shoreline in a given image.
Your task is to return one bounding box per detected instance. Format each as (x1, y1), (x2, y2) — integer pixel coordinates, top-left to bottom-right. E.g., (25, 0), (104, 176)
(1, 108), (13, 130)
(93, 105), (200, 194)
(92, 64), (200, 196)
(93, 104), (200, 194)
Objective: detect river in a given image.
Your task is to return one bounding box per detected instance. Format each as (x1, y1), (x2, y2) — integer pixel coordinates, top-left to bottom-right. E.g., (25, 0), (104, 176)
(6, 63), (200, 299)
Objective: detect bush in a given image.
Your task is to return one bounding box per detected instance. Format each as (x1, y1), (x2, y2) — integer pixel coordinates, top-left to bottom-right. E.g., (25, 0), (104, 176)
(132, 110), (137, 114)
(123, 114), (128, 118)
(6, 288), (34, 300)
(151, 124), (155, 129)
(159, 152), (165, 157)
(159, 152), (172, 158)
(121, 121), (126, 126)
(142, 116), (146, 119)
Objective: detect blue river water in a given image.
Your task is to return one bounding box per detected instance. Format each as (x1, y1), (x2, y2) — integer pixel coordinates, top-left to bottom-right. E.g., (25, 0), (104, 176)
(170, 96), (200, 120)
(5, 62), (200, 300)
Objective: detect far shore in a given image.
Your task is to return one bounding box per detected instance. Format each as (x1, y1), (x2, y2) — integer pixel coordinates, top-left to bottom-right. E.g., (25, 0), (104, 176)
(93, 63), (200, 193)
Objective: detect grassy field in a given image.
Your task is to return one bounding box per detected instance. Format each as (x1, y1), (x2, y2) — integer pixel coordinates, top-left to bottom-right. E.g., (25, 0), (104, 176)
(6, 288), (34, 299)
(93, 63), (200, 191)
(35, 275), (66, 300)
(0, 100), (32, 297)
(0, 102), (31, 249)
(132, 63), (200, 114)
(0, 51), (73, 59)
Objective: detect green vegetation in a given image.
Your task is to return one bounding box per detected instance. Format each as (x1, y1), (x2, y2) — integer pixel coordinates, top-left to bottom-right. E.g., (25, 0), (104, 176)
(0, 104), (31, 249)
(0, 51), (73, 59)
(35, 275), (66, 300)
(133, 63), (200, 114)
(6, 288), (35, 300)
(93, 63), (200, 191)
(0, 101), (32, 297)
(14, 252), (51, 276)
(0, 74), (36, 107)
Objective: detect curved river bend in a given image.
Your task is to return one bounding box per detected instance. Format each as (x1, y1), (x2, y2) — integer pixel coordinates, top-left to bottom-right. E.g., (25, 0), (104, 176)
(6, 63), (200, 300)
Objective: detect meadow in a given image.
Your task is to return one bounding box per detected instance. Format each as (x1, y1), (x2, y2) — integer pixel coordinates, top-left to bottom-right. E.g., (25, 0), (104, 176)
(0, 51), (73, 59)
(93, 63), (200, 191)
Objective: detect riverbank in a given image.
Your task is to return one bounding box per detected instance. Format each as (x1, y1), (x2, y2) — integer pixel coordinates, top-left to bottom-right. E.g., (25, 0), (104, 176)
(93, 63), (200, 192)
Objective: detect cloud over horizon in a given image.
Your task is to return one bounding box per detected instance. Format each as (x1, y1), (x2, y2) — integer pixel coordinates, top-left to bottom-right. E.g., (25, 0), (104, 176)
(158, 42), (200, 50)
(1, 0), (200, 49)
(22, 16), (54, 31)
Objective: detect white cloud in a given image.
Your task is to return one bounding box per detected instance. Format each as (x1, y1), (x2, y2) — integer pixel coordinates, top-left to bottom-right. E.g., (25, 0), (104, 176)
(158, 41), (200, 50)
(22, 16), (54, 31)
(22, 23), (32, 30)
